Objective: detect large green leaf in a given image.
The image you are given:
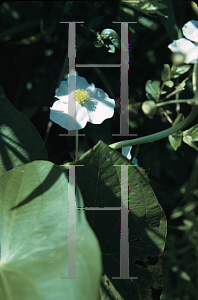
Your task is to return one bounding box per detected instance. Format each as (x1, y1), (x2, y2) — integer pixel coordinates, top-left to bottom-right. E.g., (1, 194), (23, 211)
(0, 86), (48, 172)
(75, 141), (167, 299)
(0, 160), (102, 299)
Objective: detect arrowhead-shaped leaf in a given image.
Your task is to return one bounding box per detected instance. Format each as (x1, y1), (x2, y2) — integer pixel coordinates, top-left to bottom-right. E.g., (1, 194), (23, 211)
(0, 160), (102, 300)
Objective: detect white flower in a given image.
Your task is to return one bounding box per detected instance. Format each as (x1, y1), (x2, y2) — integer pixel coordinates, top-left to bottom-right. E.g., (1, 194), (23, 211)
(50, 76), (115, 130)
(182, 20), (198, 42)
(168, 20), (198, 64)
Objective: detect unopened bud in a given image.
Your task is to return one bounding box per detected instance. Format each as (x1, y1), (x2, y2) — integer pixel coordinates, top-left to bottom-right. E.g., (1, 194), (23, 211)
(142, 101), (157, 116)
(171, 52), (185, 66)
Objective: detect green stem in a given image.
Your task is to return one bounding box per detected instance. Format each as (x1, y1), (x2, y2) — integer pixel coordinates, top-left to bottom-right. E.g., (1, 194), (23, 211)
(193, 62), (198, 105)
(75, 130), (79, 162)
(156, 99), (195, 107)
(109, 104), (198, 150)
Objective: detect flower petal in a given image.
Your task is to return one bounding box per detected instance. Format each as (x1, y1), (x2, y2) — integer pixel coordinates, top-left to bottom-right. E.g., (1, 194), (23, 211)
(55, 81), (69, 102)
(50, 100), (89, 130)
(122, 146), (132, 160)
(132, 157), (139, 167)
(55, 76), (91, 102)
(168, 38), (198, 64)
(75, 102), (89, 129)
(84, 87), (115, 124)
(168, 38), (193, 52)
(74, 75), (91, 88)
(182, 20), (198, 42)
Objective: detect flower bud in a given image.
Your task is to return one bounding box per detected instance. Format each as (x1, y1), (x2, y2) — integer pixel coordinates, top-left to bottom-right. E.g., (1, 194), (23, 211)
(171, 52), (185, 66)
(142, 101), (157, 116)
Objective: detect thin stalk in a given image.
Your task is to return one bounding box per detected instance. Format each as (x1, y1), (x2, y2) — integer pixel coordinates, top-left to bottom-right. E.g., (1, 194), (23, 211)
(109, 104), (198, 150)
(75, 130), (79, 162)
(156, 98), (195, 107)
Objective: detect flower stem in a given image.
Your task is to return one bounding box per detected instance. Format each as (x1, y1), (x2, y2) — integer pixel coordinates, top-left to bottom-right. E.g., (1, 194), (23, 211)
(156, 98), (195, 107)
(75, 130), (79, 162)
(193, 62), (198, 105)
(159, 107), (173, 124)
(109, 104), (198, 150)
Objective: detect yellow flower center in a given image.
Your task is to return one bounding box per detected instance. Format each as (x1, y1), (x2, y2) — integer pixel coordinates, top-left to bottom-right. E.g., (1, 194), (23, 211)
(73, 89), (89, 105)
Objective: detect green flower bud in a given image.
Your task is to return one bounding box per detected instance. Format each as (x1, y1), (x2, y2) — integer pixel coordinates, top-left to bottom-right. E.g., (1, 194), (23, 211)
(142, 101), (157, 116)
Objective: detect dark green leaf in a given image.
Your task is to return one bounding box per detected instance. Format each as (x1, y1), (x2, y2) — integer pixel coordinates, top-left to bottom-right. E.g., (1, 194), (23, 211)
(0, 86), (48, 171)
(75, 141), (167, 299)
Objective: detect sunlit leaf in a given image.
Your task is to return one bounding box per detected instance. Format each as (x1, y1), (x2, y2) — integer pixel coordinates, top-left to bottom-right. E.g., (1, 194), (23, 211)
(168, 134), (183, 151)
(0, 161), (102, 300)
(121, 0), (168, 18)
(164, 80), (174, 88)
(171, 65), (191, 78)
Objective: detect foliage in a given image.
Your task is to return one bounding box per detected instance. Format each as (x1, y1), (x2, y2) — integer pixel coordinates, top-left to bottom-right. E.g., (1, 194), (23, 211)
(0, 1), (198, 300)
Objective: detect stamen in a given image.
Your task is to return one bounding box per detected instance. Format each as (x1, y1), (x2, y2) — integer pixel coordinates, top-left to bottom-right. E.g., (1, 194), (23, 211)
(73, 89), (89, 105)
